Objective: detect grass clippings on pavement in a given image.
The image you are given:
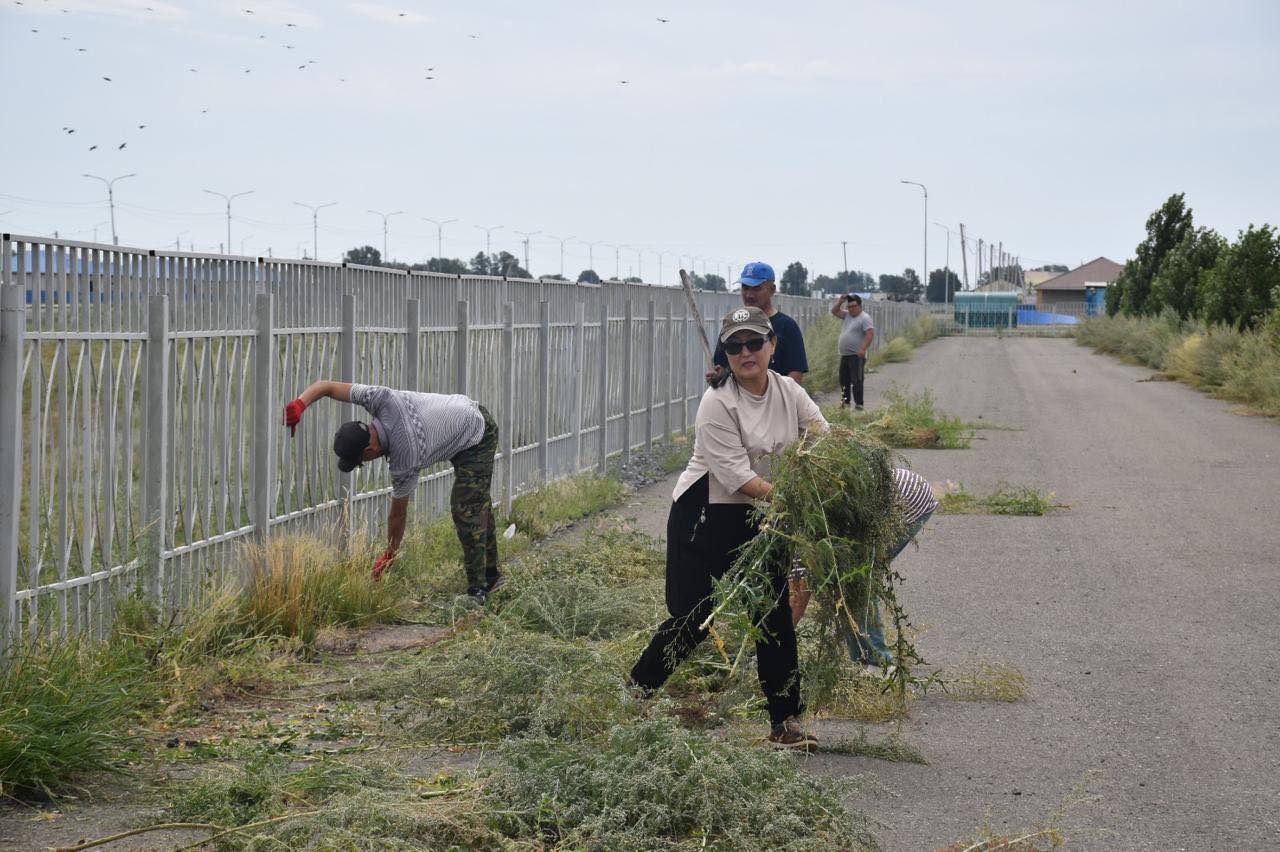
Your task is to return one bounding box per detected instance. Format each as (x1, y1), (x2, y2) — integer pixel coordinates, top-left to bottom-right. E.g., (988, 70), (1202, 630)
(938, 483), (1064, 516)
(943, 660), (1029, 703)
(825, 385), (974, 449)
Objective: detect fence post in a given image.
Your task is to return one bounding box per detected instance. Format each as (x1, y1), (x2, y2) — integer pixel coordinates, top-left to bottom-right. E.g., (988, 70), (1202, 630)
(537, 300), (551, 482)
(681, 301), (691, 431)
(251, 292), (276, 545)
(141, 294), (170, 605)
(663, 301), (672, 443)
(405, 298), (420, 392)
(501, 302), (515, 513)
(597, 301), (609, 475)
(572, 300), (585, 472)
(455, 299), (469, 395)
(622, 299), (633, 464)
(338, 293), (356, 544)
(0, 285), (24, 654)
(645, 299), (655, 453)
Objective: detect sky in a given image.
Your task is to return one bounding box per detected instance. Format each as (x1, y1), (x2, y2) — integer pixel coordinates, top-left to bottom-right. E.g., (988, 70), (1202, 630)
(1, 0), (1277, 283)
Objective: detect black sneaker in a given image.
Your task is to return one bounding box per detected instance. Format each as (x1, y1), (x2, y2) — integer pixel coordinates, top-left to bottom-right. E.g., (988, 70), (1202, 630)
(624, 678), (657, 701)
(767, 717), (818, 751)
(464, 587), (487, 607)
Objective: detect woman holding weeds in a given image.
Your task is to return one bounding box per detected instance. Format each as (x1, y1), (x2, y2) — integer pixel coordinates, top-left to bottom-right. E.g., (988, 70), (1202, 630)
(629, 306), (827, 749)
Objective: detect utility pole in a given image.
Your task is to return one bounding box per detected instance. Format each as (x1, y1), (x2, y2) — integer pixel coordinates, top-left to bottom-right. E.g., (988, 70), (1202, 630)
(368, 209), (404, 262)
(474, 224), (503, 263)
(958, 223), (969, 290)
(173, 230), (188, 251)
(841, 240), (850, 293)
(514, 230), (540, 275)
(977, 238), (984, 282)
(295, 201), (337, 262)
(900, 181), (928, 295)
(82, 172), (137, 245)
(203, 188), (254, 255)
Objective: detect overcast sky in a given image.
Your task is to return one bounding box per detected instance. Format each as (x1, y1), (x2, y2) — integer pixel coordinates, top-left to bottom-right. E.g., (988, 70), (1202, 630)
(2, 0), (1277, 281)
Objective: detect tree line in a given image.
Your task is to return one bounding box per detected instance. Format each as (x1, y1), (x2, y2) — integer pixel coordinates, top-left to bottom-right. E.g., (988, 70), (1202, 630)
(1106, 193), (1280, 330)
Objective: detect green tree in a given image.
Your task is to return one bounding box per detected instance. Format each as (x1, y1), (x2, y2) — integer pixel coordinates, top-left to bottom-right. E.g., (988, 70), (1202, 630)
(344, 245), (382, 266)
(418, 257), (468, 274)
(878, 273), (907, 295)
(694, 273), (726, 292)
(926, 268), (961, 302)
(1148, 228), (1226, 318)
(470, 251), (530, 278)
(1118, 193), (1195, 315)
(780, 261), (809, 296)
(577, 269), (601, 284)
(1199, 224), (1280, 329)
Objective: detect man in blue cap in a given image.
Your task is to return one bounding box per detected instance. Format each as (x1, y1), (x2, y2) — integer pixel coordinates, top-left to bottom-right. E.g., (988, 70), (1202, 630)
(706, 262), (809, 386)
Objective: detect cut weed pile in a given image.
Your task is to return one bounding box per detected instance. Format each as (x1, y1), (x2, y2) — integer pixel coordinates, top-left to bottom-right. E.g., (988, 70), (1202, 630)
(826, 385), (974, 449)
(938, 483), (1062, 516)
(943, 660), (1028, 703)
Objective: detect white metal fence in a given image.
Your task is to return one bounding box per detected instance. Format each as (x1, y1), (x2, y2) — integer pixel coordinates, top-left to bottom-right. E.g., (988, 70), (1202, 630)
(0, 235), (927, 652)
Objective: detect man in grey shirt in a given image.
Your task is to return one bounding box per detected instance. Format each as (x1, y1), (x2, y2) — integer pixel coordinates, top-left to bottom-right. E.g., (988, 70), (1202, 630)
(284, 381), (501, 603)
(831, 293), (875, 409)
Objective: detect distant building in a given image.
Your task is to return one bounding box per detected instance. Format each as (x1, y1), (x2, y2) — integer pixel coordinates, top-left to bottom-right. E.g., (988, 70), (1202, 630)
(1035, 257), (1123, 307)
(1024, 269), (1060, 288)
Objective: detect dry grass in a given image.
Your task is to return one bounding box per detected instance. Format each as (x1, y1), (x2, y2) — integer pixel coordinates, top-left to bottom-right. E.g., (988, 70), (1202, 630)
(944, 660), (1028, 703)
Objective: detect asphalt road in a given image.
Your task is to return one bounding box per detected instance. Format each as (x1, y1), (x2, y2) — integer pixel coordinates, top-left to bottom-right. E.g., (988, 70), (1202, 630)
(802, 335), (1280, 850)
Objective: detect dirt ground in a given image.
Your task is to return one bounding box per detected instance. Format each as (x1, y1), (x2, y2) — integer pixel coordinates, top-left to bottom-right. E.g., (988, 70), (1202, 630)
(5, 335), (1277, 850)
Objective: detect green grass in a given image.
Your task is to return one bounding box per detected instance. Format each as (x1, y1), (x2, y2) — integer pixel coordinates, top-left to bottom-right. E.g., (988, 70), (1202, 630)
(1078, 312), (1280, 416)
(0, 636), (150, 797)
(507, 472), (627, 539)
(938, 483), (1061, 516)
(816, 731), (928, 764)
(825, 385), (974, 449)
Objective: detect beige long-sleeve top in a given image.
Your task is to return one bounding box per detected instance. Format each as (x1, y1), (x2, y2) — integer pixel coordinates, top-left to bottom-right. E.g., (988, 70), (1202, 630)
(674, 371), (828, 505)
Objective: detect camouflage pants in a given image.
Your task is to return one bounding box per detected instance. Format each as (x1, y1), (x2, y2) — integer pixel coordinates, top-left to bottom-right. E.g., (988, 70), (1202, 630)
(450, 406), (499, 591)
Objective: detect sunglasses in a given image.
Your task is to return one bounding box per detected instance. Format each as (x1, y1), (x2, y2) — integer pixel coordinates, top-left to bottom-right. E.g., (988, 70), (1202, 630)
(724, 336), (769, 356)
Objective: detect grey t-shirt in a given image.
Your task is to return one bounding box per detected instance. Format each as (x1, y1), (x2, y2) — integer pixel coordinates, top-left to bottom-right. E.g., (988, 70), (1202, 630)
(349, 384), (485, 499)
(838, 311), (875, 356)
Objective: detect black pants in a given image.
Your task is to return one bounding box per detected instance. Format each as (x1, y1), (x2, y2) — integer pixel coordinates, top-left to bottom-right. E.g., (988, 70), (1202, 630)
(839, 353), (865, 407)
(630, 475), (802, 725)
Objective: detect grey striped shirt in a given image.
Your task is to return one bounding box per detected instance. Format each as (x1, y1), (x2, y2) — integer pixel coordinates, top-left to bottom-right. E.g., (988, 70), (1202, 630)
(349, 384), (485, 499)
(893, 468), (938, 524)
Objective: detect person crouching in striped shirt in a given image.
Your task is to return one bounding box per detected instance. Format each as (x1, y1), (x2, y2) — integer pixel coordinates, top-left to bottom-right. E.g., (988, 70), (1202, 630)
(789, 467), (938, 675)
(283, 381), (501, 605)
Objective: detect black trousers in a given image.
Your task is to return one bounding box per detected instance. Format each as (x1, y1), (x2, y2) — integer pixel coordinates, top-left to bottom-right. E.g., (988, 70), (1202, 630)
(839, 353), (865, 407)
(629, 475), (802, 725)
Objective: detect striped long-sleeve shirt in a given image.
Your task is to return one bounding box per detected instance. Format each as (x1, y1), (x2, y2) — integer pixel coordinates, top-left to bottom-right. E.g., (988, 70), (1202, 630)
(893, 468), (938, 524)
(349, 384), (485, 499)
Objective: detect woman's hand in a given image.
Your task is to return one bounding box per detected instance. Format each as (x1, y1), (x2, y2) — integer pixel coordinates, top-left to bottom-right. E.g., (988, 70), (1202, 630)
(738, 477), (773, 501)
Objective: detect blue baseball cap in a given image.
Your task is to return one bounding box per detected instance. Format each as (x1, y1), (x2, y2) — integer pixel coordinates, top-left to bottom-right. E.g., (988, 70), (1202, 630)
(736, 261), (775, 288)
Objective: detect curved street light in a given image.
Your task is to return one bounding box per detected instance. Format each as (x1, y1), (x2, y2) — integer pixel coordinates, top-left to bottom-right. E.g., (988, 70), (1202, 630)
(82, 172), (137, 245)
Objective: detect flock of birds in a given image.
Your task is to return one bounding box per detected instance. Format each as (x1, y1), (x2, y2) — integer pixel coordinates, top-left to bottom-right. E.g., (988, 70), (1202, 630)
(18, 1), (677, 157)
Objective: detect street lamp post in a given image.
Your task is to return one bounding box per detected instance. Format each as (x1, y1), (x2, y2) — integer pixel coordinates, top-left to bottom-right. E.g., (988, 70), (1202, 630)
(368, 209), (405, 262)
(240, 234), (255, 255)
(576, 239), (603, 276)
(841, 240), (849, 293)
(631, 246), (645, 282)
(932, 222), (952, 302)
(546, 234), (575, 278)
(173, 229), (188, 250)
(422, 217), (459, 260)
(474, 225), (503, 262)
(82, 172), (137, 245)
(295, 201), (337, 262)
(900, 180), (927, 296)
(659, 251), (675, 285)
(603, 244), (623, 280)
(514, 230), (540, 276)
(204, 188), (254, 255)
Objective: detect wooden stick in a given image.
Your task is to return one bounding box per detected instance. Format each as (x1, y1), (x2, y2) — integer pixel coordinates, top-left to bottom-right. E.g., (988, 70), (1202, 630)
(50, 822), (220, 852)
(678, 269), (715, 366)
(171, 809), (321, 851)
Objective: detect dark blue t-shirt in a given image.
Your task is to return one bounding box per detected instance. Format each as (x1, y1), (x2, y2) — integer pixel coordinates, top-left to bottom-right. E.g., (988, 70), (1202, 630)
(713, 309), (809, 376)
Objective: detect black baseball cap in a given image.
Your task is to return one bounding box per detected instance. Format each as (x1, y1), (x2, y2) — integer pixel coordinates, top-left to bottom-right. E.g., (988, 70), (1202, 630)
(333, 421), (371, 472)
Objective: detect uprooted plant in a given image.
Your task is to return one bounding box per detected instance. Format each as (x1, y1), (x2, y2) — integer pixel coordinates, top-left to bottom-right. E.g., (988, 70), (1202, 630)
(708, 426), (923, 709)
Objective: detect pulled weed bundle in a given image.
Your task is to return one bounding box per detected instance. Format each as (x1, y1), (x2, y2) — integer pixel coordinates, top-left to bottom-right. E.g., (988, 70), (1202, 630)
(711, 426), (921, 705)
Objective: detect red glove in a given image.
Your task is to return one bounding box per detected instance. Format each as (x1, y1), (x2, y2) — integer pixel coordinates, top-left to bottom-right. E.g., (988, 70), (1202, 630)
(283, 398), (307, 436)
(372, 549), (396, 581)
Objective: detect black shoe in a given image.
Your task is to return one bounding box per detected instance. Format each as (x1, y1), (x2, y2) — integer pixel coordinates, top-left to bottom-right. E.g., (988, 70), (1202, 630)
(625, 678), (657, 701)
(463, 587), (487, 607)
